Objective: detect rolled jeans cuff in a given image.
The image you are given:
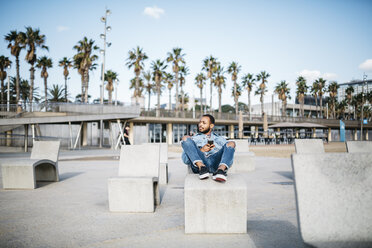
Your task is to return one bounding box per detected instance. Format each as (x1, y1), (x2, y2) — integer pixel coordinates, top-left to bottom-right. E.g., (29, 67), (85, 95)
(192, 160), (203, 168)
(219, 163), (229, 170)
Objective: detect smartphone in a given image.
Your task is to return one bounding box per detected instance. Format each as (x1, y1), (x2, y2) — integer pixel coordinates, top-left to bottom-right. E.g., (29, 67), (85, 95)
(208, 140), (214, 145)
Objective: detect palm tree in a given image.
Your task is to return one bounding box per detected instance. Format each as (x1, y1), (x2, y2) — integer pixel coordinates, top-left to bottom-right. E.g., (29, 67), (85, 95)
(0, 56), (12, 104)
(164, 72), (174, 110)
(129, 77), (144, 97)
(327, 81), (339, 118)
(336, 99), (347, 119)
(214, 65), (226, 114)
(296, 76), (308, 117)
(345, 85), (354, 120)
(166, 48), (185, 111)
(59, 57), (72, 102)
(20, 27), (48, 108)
(315, 78), (326, 118)
(179, 65), (189, 111)
(255, 71), (270, 115)
(48, 84), (65, 102)
(151, 59), (167, 116)
(73, 37), (99, 103)
(231, 84), (243, 110)
(275, 80), (291, 117)
(143, 70), (154, 110)
(241, 73), (256, 119)
(5, 30), (24, 103)
(202, 56), (218, 112)
(104, 70), (118, 104)
(36, 56), (53, 104)
(195, 73), (206, 113)
(126, 46), (148, 104)
(227, 61), (241, 114)
(310, 81), (320, 117)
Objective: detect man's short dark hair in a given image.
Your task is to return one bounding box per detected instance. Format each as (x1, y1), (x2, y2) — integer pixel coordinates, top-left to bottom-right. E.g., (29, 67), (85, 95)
(202, 114), (215, 125)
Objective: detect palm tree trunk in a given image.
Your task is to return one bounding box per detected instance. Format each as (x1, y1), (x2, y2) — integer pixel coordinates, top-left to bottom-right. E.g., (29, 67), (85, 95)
(175, 70), (179, 111)
(156, 84), (160, 117)
(284, 99), (287, 117)
(1, 78), (4, 104)
(135, 75), (140, 104)
(200, 87), (203, 114)
(218, 87), (222, 118)
(234, 79), (238, 114)
(84, 70), (89, 103)
(181, 87), (184, 112)
(80, 74), (85, 103)
(210, 78), (213, 113)
(320, 94), (323, 118)
(315, 96), (318, 118)
(148, 90), (151, 110)
(29, 65), (35, 110)
(44, 76), (48, 104)
(16, 56), (20, 103)
(248, 90), (251, 119)
(261, 93), (264, 115)
(169, 88), (171, 110)
(108, 86), (112, 104)
(64, 76), (68, 102)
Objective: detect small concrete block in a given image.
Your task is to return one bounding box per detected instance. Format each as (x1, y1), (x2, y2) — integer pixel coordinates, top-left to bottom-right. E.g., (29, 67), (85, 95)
(291, 153), (372, 248)
(229, 152), (255, 173)
(232, 140), (250, 153)
(108, 177), (158, 212)
(159, 162), (168, 184)
(184, 174), (247, 234)
(1, 160), (35, 189)
(346, 141), (372, 153)
(294, 139), (324, 154)
(160, 143), (168, 164)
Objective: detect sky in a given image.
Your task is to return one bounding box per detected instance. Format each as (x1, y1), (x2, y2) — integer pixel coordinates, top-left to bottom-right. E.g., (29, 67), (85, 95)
(1, 0), (372, 109)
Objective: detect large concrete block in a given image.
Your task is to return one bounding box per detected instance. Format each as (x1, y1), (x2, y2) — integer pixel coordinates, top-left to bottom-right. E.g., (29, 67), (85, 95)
(229, 152), (255, 173)
(159, 162), (168, 184)
(294, 139), (324, 154)
(346, 141), (372, 153)
(108, 177), (159, 212)
(1, 141), (60, 189)
(184, 174), (247, 234)
(291, 153), (372, 248)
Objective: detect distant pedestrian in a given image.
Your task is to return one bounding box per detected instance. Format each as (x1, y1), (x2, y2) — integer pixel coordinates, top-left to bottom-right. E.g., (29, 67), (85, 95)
(124, 125), (131, 145)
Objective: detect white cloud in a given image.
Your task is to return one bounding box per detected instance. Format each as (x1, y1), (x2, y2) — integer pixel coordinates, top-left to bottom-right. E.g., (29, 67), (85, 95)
(359, 59), (372, 71)
(143, 6), (165, 19)
(57, 25), (70, 32)
(296, 69), (337, 83)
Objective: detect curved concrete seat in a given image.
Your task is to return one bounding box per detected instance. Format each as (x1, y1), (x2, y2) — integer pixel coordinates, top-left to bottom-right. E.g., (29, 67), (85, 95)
(1, 141), (60, 189)
(346, 141), (372, 153)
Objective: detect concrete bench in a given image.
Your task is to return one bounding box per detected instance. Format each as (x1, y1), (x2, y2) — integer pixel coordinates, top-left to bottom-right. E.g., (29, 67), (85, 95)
(294, 139), (324, 154)
(108, 144), (160, 212)
(1, 141), (60, 189)
(159, 143), (168, 184)
(346, 141), (372, 153)
(184, 174), (247, 233)
(229, 139), (255, 173)
(291, 153), (372, 247)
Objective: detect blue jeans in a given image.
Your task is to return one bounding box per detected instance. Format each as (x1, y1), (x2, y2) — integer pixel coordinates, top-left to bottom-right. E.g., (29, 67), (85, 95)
(181, 138), (235, 173)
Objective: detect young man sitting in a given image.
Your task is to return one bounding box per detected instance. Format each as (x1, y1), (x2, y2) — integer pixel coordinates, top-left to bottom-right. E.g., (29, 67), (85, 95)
(181, 114), (235, 182)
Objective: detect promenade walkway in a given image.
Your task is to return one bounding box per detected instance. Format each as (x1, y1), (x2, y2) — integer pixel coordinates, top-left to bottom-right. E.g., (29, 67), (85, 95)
(0, 148), (304, 248)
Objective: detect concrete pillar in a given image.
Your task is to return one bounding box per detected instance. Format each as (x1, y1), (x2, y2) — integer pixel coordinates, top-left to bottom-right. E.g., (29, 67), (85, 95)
(354, 128), (358, 141)
(255, 126), (259, 138)
(229, 125), (234, 139)
(366, 129), (369, 140)
(167, 123), (173, 145)
(82, 122), (88, 146)
(238, 111), (243, 139)
(312, 128), (316, 138)
(295, 129), (299, 139)
(6, 130), (12, 147)
(328, 128), (332, 142)
(263, 112), (268, 138)
(129, 122), (134, 145)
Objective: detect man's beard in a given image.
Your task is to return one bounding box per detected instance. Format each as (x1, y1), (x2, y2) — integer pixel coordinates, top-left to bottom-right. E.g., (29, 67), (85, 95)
(200, 127), (211, 134)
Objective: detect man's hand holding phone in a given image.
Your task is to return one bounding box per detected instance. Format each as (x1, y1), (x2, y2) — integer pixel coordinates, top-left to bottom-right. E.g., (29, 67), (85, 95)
(201, 140), (215, 152)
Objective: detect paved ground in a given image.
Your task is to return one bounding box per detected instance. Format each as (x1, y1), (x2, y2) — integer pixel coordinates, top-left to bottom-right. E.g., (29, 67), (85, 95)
(0, 149), (306, 248)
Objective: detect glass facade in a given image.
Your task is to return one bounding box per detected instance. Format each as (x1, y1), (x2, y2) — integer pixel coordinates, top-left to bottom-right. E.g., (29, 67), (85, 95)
(148, 123), (166, 143)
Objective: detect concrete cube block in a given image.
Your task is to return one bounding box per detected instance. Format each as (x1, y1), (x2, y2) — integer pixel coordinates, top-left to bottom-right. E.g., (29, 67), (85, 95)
(294, 139), (324, 154)
(346, 141), (372, 153)
(291, 153), (372, 247)
(229, 152), (255, 173)
(184, 174), (247, 234)
(108, 177), (159, 212)
(231, 139), (250, 153)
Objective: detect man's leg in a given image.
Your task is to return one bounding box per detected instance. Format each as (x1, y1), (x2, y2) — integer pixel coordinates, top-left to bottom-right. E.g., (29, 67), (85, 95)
(212, 141), (235, 182)
(181, 136), (209, 179)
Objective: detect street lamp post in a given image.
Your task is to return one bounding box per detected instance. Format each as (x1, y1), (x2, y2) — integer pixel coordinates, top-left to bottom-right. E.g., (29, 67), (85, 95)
(100, 8), (111, 104)
(7, 65), (10, 112)
(361, 73), (367, 140)
(115, 79), (118, 106)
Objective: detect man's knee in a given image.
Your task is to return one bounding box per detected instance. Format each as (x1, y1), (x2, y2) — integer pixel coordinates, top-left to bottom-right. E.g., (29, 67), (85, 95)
(182, 135), (191, 142)
(227, 141), (236, 148)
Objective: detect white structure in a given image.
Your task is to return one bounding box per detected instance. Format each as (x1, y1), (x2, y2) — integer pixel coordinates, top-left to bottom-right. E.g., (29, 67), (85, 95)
(1, 141), (60, 189)
(108, 144), (160, 212)
(229, 139), (255, 173)
(159, 143), (168, 184)
(184, 174), (247, 233)
(346, 141), (372, 153)
(291, 153), (372, 247)
(294, 139), (324, 154)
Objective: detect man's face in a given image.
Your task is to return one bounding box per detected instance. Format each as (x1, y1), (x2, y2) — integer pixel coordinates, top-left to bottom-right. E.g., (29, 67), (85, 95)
(198, 116), (214, 134)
